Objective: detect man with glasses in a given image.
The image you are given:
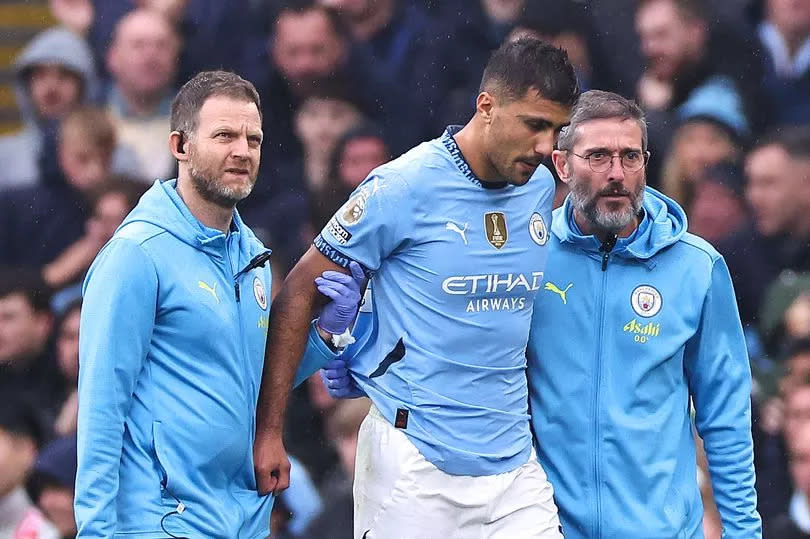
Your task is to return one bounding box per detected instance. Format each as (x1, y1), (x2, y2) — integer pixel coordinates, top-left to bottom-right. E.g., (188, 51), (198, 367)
(529, 89), (760, 538)
(324, 90), (761, 537)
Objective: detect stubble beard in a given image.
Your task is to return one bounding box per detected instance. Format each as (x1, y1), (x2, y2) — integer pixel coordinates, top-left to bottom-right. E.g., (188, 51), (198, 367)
(188, 148), (255, 209)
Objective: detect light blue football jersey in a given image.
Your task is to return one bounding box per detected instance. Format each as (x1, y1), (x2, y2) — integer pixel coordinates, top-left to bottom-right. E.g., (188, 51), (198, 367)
(315, 126), (554, 476)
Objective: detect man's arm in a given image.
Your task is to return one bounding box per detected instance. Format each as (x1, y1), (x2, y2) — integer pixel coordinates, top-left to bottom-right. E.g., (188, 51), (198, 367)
(75, 238), (157, 537)
(684, 256), (762, 537)
(255, 172), (405, 494)
(294, 262), (366, 387)
(254, 246), (348, 495)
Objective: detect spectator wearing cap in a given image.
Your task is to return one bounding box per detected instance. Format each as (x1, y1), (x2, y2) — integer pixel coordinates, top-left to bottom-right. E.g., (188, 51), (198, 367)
(659, 79), (748, 205)
(0, 393), (59, 539)
(26, 434), (78, 539)
(0, 27), (139, 193)
(0, 27), (92, 192)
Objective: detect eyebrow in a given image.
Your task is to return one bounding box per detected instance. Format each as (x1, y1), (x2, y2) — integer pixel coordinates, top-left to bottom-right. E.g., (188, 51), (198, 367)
(211, 126), (264, 137)
(517, 115), (555, 127)
(581, 146), (643, 153)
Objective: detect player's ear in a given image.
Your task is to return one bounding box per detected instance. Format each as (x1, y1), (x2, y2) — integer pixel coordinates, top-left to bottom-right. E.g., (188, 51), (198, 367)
(476, 92), (494, 123)
(552, 149), (572, 184)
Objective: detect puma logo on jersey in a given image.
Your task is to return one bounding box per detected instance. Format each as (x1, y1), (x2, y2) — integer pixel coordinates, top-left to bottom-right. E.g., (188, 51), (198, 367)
(544, 282), (572, 304)
(198, 280), (219, 304)
(446, 221), (468, 245)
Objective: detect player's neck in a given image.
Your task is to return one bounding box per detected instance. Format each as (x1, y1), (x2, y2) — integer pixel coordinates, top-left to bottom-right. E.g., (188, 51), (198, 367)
(453, 122), (502, 185)
(176, 176), (234, 233)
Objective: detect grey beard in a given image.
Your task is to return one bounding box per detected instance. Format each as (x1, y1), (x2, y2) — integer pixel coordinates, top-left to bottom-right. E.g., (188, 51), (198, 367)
(570, 182), (644, 234)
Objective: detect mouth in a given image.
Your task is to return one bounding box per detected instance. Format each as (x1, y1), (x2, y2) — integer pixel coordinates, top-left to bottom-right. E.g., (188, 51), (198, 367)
(599, 191), (630, 202)
(517, 160), (541, 172)
(224, 168), (250, 176)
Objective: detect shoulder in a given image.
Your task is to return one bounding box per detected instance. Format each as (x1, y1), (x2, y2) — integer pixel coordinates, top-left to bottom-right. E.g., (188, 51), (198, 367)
(378, 137), (457, 186)
(674, 232), (722, 267)
(114, 221), (167, 247)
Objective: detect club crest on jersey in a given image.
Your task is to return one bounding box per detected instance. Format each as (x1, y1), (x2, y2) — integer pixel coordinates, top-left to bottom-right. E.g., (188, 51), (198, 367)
(253, 276), (267, 310)
(484, 212), (508, 249)
(631, 285), (662, 317)
(529, 213), (548, 246)
(340, 189), (369, 226)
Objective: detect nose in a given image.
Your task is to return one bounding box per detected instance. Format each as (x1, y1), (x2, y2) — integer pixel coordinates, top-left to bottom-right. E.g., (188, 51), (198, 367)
(606, 155), (626, 182)
(534, 130), (556, 158)
(230, 136), (250, 160)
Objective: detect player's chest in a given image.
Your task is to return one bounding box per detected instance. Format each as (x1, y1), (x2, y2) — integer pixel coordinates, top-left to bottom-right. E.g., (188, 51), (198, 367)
(399, 198), (551, 301)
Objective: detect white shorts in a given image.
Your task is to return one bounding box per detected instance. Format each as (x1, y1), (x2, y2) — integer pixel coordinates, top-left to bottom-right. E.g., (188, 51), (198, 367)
(353, 405), (563, 539)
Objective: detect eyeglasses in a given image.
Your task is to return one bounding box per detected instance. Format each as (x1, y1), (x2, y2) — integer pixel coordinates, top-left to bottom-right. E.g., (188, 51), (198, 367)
(565, 150), (650, 172)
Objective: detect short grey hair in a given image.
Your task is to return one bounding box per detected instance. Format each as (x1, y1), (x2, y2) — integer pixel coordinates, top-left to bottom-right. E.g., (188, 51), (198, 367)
(557, 90), (648, 151)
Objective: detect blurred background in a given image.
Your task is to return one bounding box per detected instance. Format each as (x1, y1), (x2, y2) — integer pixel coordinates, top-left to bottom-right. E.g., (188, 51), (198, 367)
(0, 0), (808, 537)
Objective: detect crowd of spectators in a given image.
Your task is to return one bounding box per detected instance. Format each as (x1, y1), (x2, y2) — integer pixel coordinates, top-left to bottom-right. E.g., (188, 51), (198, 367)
(1, 0), (810, 536)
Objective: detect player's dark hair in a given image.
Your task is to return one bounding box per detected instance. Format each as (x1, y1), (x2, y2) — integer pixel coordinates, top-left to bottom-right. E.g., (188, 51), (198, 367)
(171, 70), (262, 137)
(479, 37), (579, 107)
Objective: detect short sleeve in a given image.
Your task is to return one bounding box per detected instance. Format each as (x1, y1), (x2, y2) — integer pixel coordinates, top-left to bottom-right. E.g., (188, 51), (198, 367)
(314, 172), (411, 272)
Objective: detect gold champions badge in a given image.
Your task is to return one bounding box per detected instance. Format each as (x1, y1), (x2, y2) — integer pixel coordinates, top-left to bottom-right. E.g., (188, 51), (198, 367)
(484, 212), (508, 249)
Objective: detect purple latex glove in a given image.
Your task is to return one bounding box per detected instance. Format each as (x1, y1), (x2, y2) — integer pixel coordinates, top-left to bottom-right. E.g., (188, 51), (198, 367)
(320, 358), (366, 399)
(315, 261), (365, 334)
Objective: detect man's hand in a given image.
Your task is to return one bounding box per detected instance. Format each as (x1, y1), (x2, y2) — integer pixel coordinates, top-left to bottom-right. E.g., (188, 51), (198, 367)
(321, 358), (366, 399)
(315, 261), (365, 335)
(253, 433), (291, 496)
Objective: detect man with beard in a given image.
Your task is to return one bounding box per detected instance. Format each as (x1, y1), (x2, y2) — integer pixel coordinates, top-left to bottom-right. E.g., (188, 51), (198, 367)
(324, 90), (761, 538)
(530, 90), (760, 538)
(74, 71), (363, 538)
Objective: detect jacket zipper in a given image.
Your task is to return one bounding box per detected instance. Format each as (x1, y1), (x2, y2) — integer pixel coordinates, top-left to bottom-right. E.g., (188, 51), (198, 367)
(594, 234), (617, 537)
(224, 244), (247, 531)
